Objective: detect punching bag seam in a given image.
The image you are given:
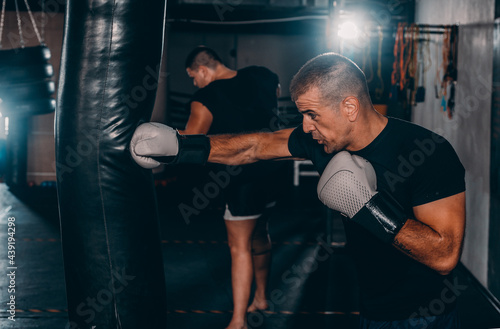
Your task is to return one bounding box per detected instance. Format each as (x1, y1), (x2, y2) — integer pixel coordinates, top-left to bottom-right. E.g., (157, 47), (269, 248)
(58, 0), (168, 327)
(95, 1), (122, 328)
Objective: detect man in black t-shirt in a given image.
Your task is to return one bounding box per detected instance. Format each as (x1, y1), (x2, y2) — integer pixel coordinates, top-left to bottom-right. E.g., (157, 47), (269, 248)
(130, 53), (466, 328)
(180, 46), (283, 329)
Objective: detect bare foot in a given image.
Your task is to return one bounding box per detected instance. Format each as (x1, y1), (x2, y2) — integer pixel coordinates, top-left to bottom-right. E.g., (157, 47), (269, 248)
(225, 320), (247, 329)
(247, 298), (269, 313)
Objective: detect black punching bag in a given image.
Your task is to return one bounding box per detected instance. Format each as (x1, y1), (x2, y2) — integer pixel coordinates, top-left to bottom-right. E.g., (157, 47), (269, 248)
(55, 1), (167, 328)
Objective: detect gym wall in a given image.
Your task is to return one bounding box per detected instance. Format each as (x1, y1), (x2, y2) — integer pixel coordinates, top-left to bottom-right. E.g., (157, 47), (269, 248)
(165, 31), (328, 100)
(413, 0), (495, 294)
(0, 11), (64, 185)
(0, 10), (169, 185)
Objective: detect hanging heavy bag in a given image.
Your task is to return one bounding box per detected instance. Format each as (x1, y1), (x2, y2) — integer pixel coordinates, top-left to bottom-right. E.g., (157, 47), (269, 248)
(0, 0), (56, 190)
(0, 62), (54, 85)
(0, 44), (51, 66)
(0, 46), (55, 117)
(0, 0), (55, 117)
(1, 98), (56, 117)
(55, 0), (168, 328)
(0, 78), (55, 117)
(0, 80), (55, 101)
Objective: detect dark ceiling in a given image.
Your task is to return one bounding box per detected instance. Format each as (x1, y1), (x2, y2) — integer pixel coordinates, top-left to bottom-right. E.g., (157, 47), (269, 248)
(5, 0), (415, 34)
(4, 0), (66, 13)
(166, 0), (414, 34)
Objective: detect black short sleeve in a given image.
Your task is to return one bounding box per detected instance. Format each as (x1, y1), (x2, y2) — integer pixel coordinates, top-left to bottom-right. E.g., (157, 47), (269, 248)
(287, 125), (309, 159)
(287, 124), (336, 174)
(189, 66), (280, 135)
(192, 88), (212, 108)
(409, 138), (466, 206)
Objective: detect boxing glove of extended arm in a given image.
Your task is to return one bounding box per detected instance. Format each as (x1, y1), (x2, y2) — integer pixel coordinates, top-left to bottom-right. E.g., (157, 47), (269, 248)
(317, 151), (407, 243)
(130, 122), (210, 169)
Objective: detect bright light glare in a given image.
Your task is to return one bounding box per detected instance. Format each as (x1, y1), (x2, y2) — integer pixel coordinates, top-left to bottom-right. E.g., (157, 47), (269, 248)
(338, 21), (359, 39)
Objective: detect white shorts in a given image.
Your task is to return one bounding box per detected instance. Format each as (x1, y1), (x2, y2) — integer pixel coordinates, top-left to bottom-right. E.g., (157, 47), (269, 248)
(223, 202), (276, 221)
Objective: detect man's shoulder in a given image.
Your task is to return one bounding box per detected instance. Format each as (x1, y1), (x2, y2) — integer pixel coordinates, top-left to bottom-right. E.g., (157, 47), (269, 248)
(239, 66), (278, 79)
(386, 117), (460, 161)
(388, 117), (427, 133)
(192, 83), (220, 104)
(197, 78), (227, 94)
(240, 65), (272, 73)
(193, 86), (211, 98)
(388, 117), (448, 143)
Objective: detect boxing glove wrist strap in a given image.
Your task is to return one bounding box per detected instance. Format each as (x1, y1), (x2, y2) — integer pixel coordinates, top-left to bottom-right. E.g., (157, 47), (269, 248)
(352, 190), (408, 244)
(153, 134), (210, 165)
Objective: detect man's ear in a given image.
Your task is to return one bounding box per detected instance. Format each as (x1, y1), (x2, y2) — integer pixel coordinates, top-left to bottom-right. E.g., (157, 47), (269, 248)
(200, 65), (217, 82)
(341, 96), (360, 122)
(198, 66), (209, 77)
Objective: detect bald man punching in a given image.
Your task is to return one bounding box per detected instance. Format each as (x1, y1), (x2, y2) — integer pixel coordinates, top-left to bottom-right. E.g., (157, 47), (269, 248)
(130, 53), (465, 329)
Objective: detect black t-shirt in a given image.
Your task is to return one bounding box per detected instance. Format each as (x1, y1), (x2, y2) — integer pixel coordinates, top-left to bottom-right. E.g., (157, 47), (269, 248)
(288, 117), (466, 320)
(192, 66), (280, 135)
(191, 66), (283, 210)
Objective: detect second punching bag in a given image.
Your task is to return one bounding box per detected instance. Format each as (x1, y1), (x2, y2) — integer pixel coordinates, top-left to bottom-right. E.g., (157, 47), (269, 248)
(55, 1), (167, 328)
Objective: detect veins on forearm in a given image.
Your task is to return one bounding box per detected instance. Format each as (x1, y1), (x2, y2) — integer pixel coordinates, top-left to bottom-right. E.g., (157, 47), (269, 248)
(393, 238), (415, 258)
(392, 219), (444, 265)
(209, 134), (257, 164)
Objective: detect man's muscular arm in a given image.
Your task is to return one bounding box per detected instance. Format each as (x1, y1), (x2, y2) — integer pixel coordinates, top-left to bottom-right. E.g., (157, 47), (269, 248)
(179, 101), (213, 135)
(317, 152), (465, 276)
(129, 123), (302, 168)
(393, 191), (465, 275)
(208, 128), (301, 165)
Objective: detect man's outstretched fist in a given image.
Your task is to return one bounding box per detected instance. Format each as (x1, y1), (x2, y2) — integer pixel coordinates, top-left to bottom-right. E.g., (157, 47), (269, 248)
(129, 122), (210, 169)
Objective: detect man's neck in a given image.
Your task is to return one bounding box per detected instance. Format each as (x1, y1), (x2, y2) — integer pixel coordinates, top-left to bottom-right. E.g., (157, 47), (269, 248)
(213, 65), (237, 81)
(347, 109), (388, 152)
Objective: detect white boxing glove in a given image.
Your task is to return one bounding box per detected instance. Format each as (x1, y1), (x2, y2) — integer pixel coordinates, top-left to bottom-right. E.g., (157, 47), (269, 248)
(317, 151), (407, 243)
(130, 122), (210, 169)
(130, 123), (179, 169)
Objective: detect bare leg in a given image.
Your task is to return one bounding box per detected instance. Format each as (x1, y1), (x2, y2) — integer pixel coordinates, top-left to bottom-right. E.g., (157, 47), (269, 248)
(225, 218), (257, 329)
(248, 215), (272, 313)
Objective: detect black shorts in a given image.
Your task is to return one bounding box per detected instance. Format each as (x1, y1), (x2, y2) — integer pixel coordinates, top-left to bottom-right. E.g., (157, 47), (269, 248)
(208, 161), (285, 219)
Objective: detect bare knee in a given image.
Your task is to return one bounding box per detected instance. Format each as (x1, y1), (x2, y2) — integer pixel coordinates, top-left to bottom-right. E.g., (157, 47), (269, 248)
(252, 218), (271, 255)
(227, 229), (253, 255)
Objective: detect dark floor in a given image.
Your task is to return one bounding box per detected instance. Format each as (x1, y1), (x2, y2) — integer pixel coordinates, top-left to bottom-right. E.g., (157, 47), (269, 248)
(0, 173), (499, 329)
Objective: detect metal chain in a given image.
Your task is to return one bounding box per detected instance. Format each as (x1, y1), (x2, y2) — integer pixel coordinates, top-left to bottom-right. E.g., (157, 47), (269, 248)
(0, 0), (6, 49)
(23, 0), (43, 44)
(14, 0), (25, 47)
(41, 0), (45, 43)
